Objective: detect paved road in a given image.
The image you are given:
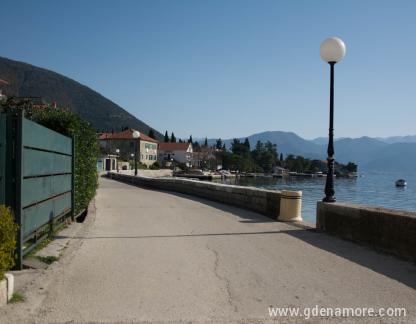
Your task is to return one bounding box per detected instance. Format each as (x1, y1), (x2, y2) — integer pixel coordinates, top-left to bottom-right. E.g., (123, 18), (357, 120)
(2, 176), (416, 323)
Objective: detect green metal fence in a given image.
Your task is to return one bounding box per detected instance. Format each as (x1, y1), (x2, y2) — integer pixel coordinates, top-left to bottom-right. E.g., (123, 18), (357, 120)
(0, 110), (74, 269)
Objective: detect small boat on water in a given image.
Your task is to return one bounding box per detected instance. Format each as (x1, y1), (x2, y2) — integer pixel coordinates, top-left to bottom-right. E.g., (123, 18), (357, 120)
(395, 179), (407, 187)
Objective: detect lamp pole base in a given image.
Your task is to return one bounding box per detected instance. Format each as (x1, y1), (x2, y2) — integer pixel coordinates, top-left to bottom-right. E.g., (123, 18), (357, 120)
(322, 196), (336, 203)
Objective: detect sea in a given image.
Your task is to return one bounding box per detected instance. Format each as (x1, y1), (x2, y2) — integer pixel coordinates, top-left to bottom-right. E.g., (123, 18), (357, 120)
(218, 172), (416, 224)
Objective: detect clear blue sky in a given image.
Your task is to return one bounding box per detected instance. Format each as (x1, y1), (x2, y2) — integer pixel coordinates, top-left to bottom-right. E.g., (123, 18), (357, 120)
(2, 0), (415, 140)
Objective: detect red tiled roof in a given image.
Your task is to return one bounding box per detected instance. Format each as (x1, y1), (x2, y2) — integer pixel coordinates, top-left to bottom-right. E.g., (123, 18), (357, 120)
(158, 142), (191, 151)
(98, 129), (158, 143)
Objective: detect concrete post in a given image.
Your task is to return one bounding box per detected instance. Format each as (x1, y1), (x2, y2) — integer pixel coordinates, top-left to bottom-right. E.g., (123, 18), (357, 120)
(278, 190), (302, 222)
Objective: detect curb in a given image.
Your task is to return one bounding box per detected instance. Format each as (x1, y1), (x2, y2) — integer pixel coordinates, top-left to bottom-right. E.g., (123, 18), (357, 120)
(0, 273), (14, 306)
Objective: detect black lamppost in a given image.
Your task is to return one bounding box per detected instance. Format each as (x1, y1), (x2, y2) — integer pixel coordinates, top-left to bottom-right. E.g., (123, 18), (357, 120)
(320, 37), (346, 202)
(132, 130), (140, 176)
(116, 149), (120, 172)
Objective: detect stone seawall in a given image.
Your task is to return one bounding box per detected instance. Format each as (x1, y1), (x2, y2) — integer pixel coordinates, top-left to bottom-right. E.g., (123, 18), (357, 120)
(107, 172), (283, 219)
(317, 201), (416, 262)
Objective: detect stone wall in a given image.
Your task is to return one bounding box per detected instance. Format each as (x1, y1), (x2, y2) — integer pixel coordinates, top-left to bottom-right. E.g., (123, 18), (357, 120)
(107, 172), (282, 219)
(317, 201), (416, 262)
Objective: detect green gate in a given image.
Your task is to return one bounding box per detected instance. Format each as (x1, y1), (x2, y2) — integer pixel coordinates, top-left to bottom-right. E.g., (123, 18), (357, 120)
(0, 110), (74, 269)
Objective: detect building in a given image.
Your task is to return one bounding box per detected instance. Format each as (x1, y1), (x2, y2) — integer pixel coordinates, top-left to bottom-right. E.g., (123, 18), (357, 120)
(192, 146), (221, 170)
(99, 129), (158, 167)
(0, 78), (9, 101)
(158, 142), (193, 167)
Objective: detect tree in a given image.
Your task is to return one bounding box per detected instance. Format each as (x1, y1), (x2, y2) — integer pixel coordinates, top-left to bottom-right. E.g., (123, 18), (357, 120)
(231, 139), (250, 156)
(193, 141), (200, 149)
(170, 132), (176, 143)
(164, 130), (169, 142)
(188, 135), (193, 143)
(148, 128), (155, 139)
(243, 138), (250, 151)
(216, 138), (223, 150)
(345, 162), (358, 172)
(204, 137), (208, 147)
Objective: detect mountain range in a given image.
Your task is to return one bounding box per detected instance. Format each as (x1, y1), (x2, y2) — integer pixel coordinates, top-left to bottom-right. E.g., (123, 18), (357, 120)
(0, 56), (163, 140)
(208, 131), (416, 172)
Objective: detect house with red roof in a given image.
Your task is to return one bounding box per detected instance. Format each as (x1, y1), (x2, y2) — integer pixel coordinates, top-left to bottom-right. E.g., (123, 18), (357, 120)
(99, 128), (159, 168)
(158, 142), (193, 167)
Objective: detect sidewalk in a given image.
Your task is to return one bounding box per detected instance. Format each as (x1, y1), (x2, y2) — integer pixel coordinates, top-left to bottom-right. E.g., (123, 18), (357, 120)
(1, 176), (415, 323)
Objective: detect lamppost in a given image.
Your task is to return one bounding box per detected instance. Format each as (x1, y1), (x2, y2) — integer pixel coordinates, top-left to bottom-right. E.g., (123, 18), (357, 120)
(132, 130), (140, 176)
(115, 149), (120, 172)
(320, 37), (346, 202)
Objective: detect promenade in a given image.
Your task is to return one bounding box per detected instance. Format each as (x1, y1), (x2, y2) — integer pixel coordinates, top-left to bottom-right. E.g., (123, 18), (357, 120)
(1, 176), (416, 323)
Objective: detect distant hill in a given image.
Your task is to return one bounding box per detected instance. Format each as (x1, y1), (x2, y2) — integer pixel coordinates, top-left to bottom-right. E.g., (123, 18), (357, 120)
(333, 137), (388, 165)
(361, 143), (416, 171)
(0, 56), (163, 140)
(375, 135), (416, 144)
(208, 131), (416, 172)
(208, 131), (323, 158)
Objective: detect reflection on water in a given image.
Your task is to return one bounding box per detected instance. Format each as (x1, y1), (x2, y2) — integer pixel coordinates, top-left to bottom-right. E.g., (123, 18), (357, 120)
(216, 172), (416, 223)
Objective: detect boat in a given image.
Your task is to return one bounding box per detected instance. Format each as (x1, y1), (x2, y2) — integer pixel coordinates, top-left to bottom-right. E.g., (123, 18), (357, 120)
(395, 179), (407, 187)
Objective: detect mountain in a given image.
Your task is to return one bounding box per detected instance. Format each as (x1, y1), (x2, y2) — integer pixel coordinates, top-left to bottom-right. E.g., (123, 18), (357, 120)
(0, 56), (163, 140)
(209, 131), (323, 158)
(376, 135), (416, 144)
(210, 131), (416, 172)
(362, 143), (416, 171)
(333, 137), (388, 165)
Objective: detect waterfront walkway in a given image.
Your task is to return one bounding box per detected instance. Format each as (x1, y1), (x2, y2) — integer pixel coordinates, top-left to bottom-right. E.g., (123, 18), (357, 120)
(1, 176), (416, 323)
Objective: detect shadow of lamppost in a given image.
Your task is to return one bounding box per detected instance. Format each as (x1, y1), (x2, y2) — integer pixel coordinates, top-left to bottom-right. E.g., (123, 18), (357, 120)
(320, 37), (346, 202)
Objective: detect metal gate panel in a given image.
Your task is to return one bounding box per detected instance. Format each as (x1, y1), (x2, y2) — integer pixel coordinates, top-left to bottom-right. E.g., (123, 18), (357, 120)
(1, 111), (74, 269)
(22, 118), (72, 155)
(21, 174), (72, 207)
(22, 150), (71, 177)
(0, 114), (5, 204)
(22, 192), (71, 237)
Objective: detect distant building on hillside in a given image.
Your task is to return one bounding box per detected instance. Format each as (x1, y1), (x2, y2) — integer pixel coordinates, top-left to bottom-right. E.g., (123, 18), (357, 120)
(158, 142), (193, 167)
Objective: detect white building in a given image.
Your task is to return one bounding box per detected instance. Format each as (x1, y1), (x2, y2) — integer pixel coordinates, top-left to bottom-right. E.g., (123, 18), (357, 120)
(158, 142), (193, 167)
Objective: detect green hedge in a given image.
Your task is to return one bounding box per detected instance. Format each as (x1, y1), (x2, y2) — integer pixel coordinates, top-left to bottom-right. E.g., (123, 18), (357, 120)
(0, 206), (18, 279)
(1, 100), (99, 215)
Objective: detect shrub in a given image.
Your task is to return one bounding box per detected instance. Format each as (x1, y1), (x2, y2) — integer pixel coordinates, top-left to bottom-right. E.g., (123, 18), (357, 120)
(149, 161), (160, 170)
(0, 206), (18, 279)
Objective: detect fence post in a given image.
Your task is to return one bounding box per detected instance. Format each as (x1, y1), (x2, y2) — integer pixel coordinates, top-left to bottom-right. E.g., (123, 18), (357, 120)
(0, 113), (5, 205)
(11, 111), (23, 270)
(71, 135), (75, 221)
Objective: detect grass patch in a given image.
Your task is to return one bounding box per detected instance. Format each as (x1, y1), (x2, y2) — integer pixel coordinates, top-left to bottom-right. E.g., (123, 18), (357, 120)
(9, 292), (25, 303)
(37, 255), (59, 264)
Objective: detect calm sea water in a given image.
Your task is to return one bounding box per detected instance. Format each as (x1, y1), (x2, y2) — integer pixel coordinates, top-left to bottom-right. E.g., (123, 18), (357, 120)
(218, 172), (416, 224)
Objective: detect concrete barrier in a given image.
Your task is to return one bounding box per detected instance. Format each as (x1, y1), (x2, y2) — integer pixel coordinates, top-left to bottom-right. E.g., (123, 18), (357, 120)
(317, 201), (416, 262)
(107, 172), (303, 221)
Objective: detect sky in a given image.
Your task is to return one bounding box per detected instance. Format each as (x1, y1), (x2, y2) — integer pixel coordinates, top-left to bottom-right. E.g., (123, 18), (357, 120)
(1, 0), (416, 140)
